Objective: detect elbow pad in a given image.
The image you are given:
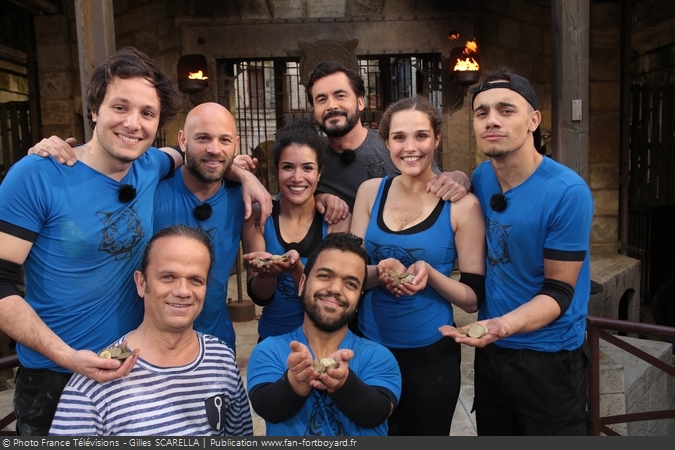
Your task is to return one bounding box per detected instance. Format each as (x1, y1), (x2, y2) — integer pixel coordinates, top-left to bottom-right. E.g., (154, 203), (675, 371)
(249, 371), (310, 423)
(0, 259), (21, 299)
(537, 278), (575, 320)
(327, 369), (398, 428)
(459, 272), (486, 309)
(246, 276), (275, 306)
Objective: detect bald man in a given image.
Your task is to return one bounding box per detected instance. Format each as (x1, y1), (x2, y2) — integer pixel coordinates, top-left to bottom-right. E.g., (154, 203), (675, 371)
(153, 102), (246, 350)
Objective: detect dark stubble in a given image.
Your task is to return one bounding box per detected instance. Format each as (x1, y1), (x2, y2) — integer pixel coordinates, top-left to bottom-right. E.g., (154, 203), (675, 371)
(184, 143), (233, 183)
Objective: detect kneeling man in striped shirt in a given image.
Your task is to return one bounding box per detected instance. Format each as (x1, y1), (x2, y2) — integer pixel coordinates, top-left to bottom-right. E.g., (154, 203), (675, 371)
(50, 225), (253, 436)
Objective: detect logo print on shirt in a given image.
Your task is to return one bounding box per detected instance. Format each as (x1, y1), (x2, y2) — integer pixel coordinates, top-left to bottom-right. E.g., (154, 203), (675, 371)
(486, 217), (512, 266)
(277, 274), (301, 302)
(202, 227), (217, 243)
(96, 201), (144, 260)
(366, 162), (388, 179)
(305, 397), (348, 436)
(205, 394), (227, 432)
(366, 241), (425, 268)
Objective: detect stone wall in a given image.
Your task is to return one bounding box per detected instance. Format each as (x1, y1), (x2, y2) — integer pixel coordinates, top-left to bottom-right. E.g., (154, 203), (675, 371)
(590, 250), (641, 323)
(589, 2), (622, 253)
(113, 0), (184, 144)
(33, 1), (84, 144)
(470, 1), (551, 169)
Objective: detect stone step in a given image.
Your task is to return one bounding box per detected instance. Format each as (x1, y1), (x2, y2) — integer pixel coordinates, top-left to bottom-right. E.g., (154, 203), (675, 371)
(599, 335), (675, 435)
(0, 388), (15, 433)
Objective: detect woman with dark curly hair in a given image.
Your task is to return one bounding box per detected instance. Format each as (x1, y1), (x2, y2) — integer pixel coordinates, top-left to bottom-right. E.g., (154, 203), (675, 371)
(242, 120), (351, 341)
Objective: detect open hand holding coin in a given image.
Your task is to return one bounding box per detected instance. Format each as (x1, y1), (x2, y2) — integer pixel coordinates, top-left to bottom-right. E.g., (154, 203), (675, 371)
(449, 323), (489, 338)
(98, 343), (134, 369)
(251, 253), (291, 267)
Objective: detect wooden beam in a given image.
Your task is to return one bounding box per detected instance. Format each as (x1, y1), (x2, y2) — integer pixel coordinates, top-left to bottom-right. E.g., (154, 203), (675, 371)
(551, 0), (590, 181)
(5, 0), (58, 15)
(74, 0), (115, 142)
(618, 0), (632, 254)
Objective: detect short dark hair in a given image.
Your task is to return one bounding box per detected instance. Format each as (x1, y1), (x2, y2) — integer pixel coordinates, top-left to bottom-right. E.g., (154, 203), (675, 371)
(273, 119), (325, 171)
(86, 46), (181, 130)
(303, 232), (368, 284)
(378, 96), (442, 141)
(140, 225), (214, 277)
(306, 60), (365, 106)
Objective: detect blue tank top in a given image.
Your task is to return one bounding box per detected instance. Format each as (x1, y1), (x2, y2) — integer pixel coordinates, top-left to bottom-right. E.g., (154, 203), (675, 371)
(258, 201), (329, 339)
(359, 176), (457, 348)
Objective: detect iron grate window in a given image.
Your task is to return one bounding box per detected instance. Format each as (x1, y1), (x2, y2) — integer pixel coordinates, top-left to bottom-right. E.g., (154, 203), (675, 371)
(218, 54), (443, 193)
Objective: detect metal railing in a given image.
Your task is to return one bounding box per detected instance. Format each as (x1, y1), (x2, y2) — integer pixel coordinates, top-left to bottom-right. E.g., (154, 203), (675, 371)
(587, 316), (675, 436)
(0, 354), (17, 435)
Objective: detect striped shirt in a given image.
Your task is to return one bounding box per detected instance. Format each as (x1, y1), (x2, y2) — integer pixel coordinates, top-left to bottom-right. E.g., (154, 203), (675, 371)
(49, 333), (253, 436)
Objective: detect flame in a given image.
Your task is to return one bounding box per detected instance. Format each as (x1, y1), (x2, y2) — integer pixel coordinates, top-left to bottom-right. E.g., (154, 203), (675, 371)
(454, 58), (479, 72)
(188, 70), (208, 80)
(448, 31), (460, 40)
(453, 38), (480, 72)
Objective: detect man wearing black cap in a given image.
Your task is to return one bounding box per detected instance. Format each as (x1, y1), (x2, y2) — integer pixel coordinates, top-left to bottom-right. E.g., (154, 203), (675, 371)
(440, 69), (594, 435)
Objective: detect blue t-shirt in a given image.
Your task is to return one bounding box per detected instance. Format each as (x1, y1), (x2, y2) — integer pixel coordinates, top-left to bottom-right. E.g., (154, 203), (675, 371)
(358, 176), (457, 349)
(258, 201), (328, 340)
(247, 327), (402, 436)
(472, 157), (594, 352)
(153, 168), (244, 350)
(0, 150), (170, 371)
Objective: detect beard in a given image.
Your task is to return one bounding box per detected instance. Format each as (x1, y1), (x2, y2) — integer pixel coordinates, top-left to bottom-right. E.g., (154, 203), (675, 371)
(318, 109), (361, 138)
(301, 289), (356, 333)
(184, 144), (233, 183)
(481, 147), (510, 158)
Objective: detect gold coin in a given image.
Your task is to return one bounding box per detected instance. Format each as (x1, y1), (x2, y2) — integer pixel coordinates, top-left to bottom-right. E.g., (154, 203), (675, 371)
(312, 358), (326, 374)
(399, 273), (415, 284)
(313, 357), (339, 374)
(99, 350), (112, 359)
(466, 323), (488, 338)
(117, 352), (133, 360)
(319, 358), (339, 370)
(388, 270), (402, 286)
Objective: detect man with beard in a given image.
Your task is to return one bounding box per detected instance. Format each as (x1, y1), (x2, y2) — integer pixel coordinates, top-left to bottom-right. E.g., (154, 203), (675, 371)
(306, 60), (471, 217)
(153, 102), (246, 351)
(246, 232), (401, 436)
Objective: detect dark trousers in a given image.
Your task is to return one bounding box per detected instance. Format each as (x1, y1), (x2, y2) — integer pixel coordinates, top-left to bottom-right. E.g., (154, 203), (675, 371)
(13, 366), (72, 436)
(387, 337), (461, 436)
(473, 343), (590, 436)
